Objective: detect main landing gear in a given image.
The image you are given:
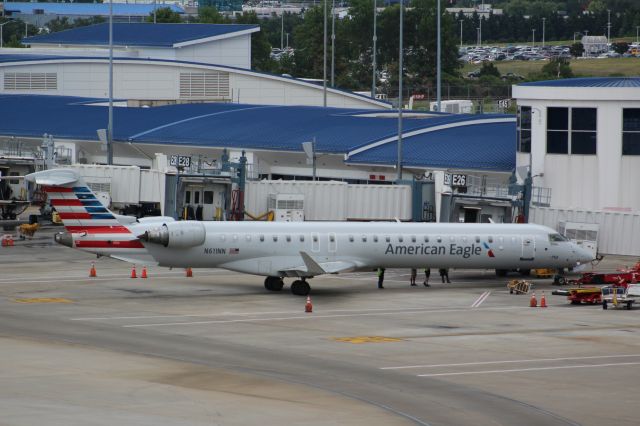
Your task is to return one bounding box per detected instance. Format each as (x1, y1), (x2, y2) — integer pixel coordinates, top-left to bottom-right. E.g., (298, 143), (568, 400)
(264, 276), (284, 292)
(263, 276), (311, 296)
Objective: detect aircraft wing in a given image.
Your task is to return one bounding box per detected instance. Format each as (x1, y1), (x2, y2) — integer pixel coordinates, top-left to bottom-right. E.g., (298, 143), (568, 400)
(278, 251), (362, 277)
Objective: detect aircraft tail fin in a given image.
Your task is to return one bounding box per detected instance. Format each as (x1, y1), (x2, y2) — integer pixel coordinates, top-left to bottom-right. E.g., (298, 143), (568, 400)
(25, 169), (133, 236)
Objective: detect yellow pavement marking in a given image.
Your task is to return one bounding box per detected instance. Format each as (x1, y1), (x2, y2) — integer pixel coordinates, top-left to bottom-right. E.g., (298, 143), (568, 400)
(332, 336), (403, 344)
(13, 298), (73, 304)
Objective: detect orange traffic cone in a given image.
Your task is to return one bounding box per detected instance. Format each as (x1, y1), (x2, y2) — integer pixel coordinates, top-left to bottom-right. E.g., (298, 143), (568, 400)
(530, 292), (537, 307)
(130, 265), (137, 279)
(305, 296), (313, 313)
(185, 267), (193, 278)
(141, 266), (148, 279)
(89, 262), (97, 278)
(540, 291), (547, 308)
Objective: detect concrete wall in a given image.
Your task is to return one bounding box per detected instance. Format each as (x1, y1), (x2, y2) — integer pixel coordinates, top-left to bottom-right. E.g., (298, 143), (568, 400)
(174, 36), (251, 69)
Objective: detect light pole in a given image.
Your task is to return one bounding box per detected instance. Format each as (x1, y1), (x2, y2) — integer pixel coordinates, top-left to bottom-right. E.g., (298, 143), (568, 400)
(280, 11), (284, 50)
(323, 0), (327, 107)
(331, 0), (335, 87)
(607, 9), (611, 42)
(0, 22), (9, 49)
(542, 17), (546, 48)
(436, 0), (441, 112)
(372, 0), (377, 98)
(459, 20), (463, 49)
(532, 28), (536, 48)
(286, 33), (289, 48)
(397, 0), (404, 183)
(636, 26), (639, 44)
(573, 31), (581, 44)
(107, 0), (114, 165)
(476, 27), (480, 47)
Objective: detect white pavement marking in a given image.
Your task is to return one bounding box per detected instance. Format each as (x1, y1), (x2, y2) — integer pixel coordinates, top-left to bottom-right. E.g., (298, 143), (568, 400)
(380, 354), (640, 370)
(471, 291), (491, 308)
(121, 306), (529, 328)
(417, 362), (640, 377)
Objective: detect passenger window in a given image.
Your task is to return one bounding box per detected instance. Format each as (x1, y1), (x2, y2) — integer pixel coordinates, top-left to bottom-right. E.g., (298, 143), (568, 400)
(475, 236), (480, 243)
(362, 235), (367, 242)
(259, 234), (264, 242)
(349, 235), (354, 242)
(273, 235), (278, 242)
(299, 235), (304, 242)
(424, 236), (429, 243)
(488, 237), (493, 243)
(373, 235), (378, 242)
(329, 235), (335, 242)
(385, 236), (390, 242)
(411, 235), (416, 243)
(436, 237), (442, 243)
(286, 235), (291, 242)
(313, 235), (318, 242)
(398, 236), (403, 242)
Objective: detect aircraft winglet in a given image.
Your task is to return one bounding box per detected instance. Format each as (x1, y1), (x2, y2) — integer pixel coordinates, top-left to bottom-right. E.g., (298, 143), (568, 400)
(299, 251), (326, 275)
(24, 169), (79, 186)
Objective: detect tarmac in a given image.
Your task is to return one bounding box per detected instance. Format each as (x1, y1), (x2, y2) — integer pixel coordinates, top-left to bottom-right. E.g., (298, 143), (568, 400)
(1, 226), (639, 426)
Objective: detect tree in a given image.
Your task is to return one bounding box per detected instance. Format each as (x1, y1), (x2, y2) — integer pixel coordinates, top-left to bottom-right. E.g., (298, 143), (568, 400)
(198, 6), (227, 24)
(612, 41), (629, 54)
(570, 42), (584, 58)
(541, 57), (574, 79)
(479, 61), (500, 78)
(146, 7), (182, 23)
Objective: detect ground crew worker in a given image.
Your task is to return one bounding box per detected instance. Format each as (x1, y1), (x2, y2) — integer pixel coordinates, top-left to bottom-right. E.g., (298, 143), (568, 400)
(410, 268), (417, 286)
(423, 268), (431, 287)
(439, 268), (451, 283)
(377, 268), (385, 289)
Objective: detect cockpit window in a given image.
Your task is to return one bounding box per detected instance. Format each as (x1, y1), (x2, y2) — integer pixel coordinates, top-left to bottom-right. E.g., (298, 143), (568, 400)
(549, 233), (567, 242)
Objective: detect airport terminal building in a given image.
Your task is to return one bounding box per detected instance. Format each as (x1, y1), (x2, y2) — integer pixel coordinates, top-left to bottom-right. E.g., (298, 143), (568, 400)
(513, 77), (640, 255)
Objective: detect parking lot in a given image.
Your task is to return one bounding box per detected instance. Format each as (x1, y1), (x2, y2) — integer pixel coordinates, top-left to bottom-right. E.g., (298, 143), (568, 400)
(1, 228), (639, 425)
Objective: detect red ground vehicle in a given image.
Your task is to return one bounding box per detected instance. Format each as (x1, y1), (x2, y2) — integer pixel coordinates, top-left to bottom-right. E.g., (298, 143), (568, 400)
(567, 287), (602, 304)
(557, 261), (640, 286)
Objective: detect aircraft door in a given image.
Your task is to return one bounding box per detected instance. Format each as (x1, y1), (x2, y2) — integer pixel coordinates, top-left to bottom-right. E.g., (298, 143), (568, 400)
(328, 233), (337, 253)
(521, 235), (535, 260)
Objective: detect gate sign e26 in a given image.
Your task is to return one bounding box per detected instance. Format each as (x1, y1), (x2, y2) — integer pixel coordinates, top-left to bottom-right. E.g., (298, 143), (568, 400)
(169, 155), (191, 168)
(444, 173), (467, 187)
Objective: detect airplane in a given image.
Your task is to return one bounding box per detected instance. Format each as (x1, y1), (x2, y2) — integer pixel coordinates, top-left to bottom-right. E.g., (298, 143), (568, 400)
(27, 168), (594, 296)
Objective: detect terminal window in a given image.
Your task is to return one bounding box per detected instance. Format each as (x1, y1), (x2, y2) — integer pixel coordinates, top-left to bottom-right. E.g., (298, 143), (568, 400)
(622, 109), (640, 155)
(546, 107), (597, 155)
(517, 106), (531, 153)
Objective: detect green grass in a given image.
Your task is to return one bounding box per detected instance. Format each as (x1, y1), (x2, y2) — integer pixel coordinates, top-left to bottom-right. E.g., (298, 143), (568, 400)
(462, 57), (640, 78)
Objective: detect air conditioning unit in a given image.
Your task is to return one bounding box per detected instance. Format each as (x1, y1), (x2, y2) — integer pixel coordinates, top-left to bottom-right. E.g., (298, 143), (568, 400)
(268, 193), (304, 222)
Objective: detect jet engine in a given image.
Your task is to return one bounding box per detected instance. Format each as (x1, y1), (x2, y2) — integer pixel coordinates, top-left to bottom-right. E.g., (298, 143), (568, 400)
(142, 222), (206, 248)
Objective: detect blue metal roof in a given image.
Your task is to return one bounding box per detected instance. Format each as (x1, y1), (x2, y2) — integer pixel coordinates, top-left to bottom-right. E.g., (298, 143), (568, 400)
(5, 2), (184, 16)
(22, 23), (258, 48)
(0, 95), (516, 172)
(519, 77), (640, 88)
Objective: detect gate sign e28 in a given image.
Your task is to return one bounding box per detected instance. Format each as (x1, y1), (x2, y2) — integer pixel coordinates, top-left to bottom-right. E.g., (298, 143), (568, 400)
(444, 173), (467, 187)
(169, 155), (191, 168)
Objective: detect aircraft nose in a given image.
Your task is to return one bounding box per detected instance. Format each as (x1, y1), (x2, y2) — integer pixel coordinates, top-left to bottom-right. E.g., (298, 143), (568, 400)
(574, 245), (594, 264)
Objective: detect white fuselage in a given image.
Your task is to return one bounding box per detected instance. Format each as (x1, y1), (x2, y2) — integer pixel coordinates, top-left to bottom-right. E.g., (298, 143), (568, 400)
(141, 221), (593, 277)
